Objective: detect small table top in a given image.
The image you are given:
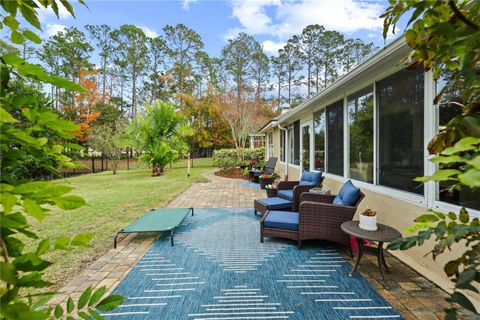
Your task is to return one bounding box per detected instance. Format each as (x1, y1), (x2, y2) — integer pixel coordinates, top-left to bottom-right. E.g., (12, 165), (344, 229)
(341, 221), (402, 243)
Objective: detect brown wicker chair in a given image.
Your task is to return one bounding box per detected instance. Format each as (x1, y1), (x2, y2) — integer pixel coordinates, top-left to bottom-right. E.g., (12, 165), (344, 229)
(277, 175), (325, 211)
(260, 191), (365, 253)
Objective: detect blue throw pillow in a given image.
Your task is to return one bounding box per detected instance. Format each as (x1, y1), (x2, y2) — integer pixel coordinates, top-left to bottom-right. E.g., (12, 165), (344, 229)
(298, 180), (314, 186)
(333, 180), (361, 206)
(300, 171), (322, 185)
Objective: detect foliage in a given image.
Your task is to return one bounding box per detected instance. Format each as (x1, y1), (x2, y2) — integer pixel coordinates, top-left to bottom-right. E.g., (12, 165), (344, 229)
(125, 101), (188, 176)
(213, 148), (265, 172)
(1, 1), (124, 318)
(382, 1), (480, 317)
(88, 122), (127, 175)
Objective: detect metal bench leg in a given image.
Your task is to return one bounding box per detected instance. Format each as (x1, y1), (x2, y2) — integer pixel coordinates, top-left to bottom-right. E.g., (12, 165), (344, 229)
(191, 207), (194, 216)
(114, 232), (121, 249)
(171, 228), (175, 246)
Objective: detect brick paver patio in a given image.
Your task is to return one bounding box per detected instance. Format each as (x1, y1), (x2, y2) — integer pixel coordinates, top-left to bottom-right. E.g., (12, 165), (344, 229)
(51, 171), (476, 319)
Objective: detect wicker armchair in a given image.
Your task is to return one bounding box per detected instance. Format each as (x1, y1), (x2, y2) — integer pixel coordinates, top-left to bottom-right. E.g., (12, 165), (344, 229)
(260, 190), (365, 253)
(277, 174), (325, 211)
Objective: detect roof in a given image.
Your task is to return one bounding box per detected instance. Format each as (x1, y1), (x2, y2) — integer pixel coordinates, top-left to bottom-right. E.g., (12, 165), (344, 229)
(259, 36), (409, 133)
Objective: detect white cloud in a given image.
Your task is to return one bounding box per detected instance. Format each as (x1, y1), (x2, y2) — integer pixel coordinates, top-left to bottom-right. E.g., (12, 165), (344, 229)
(262, 40), (286, 55)
(45, 23), (66, 37)
(182, 0), (198, 10)
(227, 0), (384, 40)
(37, 1), (72, 22)
(138, 26), (159, 38)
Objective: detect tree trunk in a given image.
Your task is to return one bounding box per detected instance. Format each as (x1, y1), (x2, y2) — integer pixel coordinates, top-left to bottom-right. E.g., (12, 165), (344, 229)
(152, 164), (165, 176)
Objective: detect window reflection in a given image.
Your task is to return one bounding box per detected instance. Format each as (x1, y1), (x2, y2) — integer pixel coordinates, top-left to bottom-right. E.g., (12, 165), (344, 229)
(348, 87), (374, 183)
(436, 72), (480, 210)
(302, 126), (310, 170)
(377, 67), (424, 195)
(313, 110), (326, 172)
(326, 100), (344, 176)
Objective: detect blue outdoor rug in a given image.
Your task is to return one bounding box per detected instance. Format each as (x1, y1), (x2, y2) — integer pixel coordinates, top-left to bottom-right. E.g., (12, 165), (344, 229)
(104, 208), (402, 319)
(239, 181), (262, 190)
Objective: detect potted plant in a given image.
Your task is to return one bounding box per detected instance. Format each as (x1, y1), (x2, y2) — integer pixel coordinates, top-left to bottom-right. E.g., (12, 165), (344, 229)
(259, 173), (277, 190)
(250, 159), (258, 170)
(359, 208), (377, 231)
(265, 182), (278, 198)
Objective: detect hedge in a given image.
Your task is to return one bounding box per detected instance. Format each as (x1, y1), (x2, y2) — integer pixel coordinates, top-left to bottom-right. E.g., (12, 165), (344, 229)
(213, 148), (265, 172)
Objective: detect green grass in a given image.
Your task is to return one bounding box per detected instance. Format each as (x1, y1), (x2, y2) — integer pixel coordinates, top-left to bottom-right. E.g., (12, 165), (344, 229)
(169, 157), (213, 168)
(27, 166), (211, 288)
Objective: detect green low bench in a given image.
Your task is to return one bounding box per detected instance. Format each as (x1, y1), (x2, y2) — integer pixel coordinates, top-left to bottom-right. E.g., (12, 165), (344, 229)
(114, 207), (193, 248)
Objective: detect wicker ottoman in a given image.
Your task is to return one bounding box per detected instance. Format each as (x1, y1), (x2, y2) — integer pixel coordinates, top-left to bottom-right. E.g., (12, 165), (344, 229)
(254, 197), (292, 216)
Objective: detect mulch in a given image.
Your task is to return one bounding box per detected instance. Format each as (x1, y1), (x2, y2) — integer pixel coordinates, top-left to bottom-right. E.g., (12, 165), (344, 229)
(214, 168), (249, 180)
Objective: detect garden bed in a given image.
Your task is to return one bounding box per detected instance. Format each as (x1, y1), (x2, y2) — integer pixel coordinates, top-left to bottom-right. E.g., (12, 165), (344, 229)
(214, 167), (248, 180)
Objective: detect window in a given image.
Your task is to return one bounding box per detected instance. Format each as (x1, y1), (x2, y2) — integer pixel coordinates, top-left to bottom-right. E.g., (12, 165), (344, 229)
(313, 110), (326, 172)
(348, 86), (374, 183)
(302, 125), (310, 170)
(280, 130), (285, 162)
(377, 67), (424, 195)
(267, 132), (274, 158)
(326, 100), (344, 176)
(293, 121), (300, 165)
(435, 73), (480, 210)
(288, 127), (294, 164)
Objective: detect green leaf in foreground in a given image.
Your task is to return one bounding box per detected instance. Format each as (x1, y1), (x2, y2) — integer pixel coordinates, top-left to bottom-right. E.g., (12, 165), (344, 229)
(96, 295), (125, 311)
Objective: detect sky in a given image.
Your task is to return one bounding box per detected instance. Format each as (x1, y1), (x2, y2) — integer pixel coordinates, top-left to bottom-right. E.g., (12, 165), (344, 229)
(37, 0), (408, 60)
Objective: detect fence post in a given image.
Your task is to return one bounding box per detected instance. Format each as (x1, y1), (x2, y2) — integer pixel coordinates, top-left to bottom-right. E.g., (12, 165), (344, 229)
(91, 156), (95, 173)
(127, 148), (130, 170)
(101, 154), (104, 172)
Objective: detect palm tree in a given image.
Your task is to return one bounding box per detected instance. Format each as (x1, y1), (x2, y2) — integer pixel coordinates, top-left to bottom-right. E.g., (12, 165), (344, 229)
(126, 101), (188, 176)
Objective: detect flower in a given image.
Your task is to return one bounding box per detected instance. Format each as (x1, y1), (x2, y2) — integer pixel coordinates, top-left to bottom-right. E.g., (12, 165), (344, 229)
(265, 182), (278, 190)
(250, 159), (257, 166)
(260, 173), (277, 179)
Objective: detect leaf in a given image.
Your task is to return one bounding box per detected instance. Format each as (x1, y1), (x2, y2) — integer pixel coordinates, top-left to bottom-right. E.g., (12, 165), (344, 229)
(415, 214), (439, 223)
(23, 198), (45, 220)
(415, 169), (460, 182)
(1, 212), (28, 228)
(12, 181), (50, 194)
(54, 236), (71, 250)
(0, 262), (16, 284)
(67, 297), (74, 313)
(0, 106), (18, 123)
(96, 294), (125, 311)
(3, 15), (19, 30)
(36, 239), (50, 255)
(458, 207), (469, 224)
(22, 30), (41, 44)
(18, 3), (41, 30)
(78, 311), (90, 320)
(467, 155), (480, 170)
(11, 30), (25, 44)
(17, 272), (53, 288)
(33, 185), (72, 198)
(54, 305), (63, 319)
(429, 155), (466, 164)
(77, 287), (93, 309)
(53, 196), (86, 210)
(449, 292), (476, 313)
(2, 192), (17, 214)
(71, 233), (94, 247)
(458, 168), (480, 188)
(442, 137), (480, 155)
(89, 287), (107, 307)
(88, 309), (103, 320)
(456, 268), (476, 286)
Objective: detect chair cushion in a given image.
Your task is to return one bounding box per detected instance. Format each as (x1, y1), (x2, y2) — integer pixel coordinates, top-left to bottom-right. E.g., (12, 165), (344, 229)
(257, 197), (292, 210)
(278, 189), (294, 201)
(264, 211), (299, 231)
(333, 180), (361, 206)
(300, 171), (322, 186)
(298, 180), (315, 186)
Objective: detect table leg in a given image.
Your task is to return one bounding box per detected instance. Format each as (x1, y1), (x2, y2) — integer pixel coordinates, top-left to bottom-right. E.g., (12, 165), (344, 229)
(349, 237), (363, 277)
(380, 245), (390, 273)
(377, 242), (389, 288)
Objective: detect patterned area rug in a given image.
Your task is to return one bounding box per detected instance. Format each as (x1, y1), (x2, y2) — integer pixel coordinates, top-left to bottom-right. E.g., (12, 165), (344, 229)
(104, 208), (402, 320)
(239, 181), (262, 190)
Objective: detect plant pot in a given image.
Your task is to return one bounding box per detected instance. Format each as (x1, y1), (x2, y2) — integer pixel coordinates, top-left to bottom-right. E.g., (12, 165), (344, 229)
(259, 177), (275, 189)
(266, 189), (278, 198)
(359, 214), (377, 231)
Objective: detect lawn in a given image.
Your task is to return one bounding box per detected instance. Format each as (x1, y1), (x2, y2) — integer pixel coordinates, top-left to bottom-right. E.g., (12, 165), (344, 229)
(26, 166), (211, 288)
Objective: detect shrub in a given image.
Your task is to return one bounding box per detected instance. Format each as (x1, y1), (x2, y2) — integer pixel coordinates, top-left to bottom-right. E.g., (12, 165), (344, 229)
(213, 148), (265, 172)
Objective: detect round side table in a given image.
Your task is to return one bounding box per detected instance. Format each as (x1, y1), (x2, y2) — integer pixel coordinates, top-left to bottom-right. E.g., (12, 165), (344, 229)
(341, 221), (402, 288)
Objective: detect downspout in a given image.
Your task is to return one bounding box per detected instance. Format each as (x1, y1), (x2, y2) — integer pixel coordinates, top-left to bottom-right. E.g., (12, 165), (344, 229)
(277, 123), (289, 180)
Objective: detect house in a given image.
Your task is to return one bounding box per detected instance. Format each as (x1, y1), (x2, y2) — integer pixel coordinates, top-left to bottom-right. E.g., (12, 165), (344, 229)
(258, 36), (480, 305)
